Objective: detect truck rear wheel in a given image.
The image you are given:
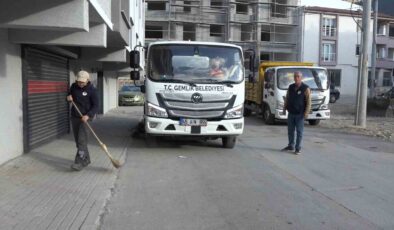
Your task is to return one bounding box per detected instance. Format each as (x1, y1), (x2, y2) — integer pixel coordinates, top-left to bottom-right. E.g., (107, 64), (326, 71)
(222, 136), (236, 148)
(308, 120), (320, 126)
(263, 105), (275, 125)
(244, 107), (252, 116)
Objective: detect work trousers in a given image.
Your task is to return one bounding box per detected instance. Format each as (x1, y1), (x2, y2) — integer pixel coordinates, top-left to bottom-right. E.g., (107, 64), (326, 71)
(287, 113), (304, 151)
(71, 116), (91, 165)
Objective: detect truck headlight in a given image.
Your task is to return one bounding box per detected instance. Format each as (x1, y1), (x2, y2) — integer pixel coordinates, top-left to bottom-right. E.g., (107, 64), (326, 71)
(320, 104), (329, 110)
(146, 102), (168, 118)
(225, 104), (243, 119)
(276, 100), (284, 110)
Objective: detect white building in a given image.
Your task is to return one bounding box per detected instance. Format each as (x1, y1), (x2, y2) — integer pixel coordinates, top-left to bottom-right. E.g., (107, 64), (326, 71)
(0, 0), (145, 165)
(300, 6), (373, 96)
(300, 5), (394, 97)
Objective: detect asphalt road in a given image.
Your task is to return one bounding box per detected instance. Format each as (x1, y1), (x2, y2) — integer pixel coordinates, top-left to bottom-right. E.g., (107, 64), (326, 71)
(100, 107), (394, 230)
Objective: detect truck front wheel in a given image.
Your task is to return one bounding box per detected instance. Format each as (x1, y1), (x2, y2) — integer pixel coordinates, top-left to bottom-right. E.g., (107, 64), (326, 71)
(308, 120), (320, 126)
(263, 105), (275, 125)
(222, 136), (236, 148)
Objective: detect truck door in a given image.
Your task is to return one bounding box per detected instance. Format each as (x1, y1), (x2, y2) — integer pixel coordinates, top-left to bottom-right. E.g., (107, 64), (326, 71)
(263, 68), (276, 112)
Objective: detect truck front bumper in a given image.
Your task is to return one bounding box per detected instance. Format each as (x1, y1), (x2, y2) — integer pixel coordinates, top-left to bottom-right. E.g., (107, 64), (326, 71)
(145, 116), (244, 136)
(275, 109), (330, 120)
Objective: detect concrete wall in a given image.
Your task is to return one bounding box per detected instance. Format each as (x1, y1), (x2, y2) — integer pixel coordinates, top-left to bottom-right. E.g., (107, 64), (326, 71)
(302, 14), (320, 62)
(0, 0), (88, 31)
(103, 71), (118, 113)
(0, 29), (23, 165)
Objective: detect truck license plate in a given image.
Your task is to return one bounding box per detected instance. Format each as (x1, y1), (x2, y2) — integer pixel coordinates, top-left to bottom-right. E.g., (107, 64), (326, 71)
(180, 118), (207, 126)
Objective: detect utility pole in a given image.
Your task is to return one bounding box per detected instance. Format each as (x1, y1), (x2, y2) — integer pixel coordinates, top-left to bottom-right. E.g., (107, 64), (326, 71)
(370, 0), (378, 98)
(355, 0), (372, 127)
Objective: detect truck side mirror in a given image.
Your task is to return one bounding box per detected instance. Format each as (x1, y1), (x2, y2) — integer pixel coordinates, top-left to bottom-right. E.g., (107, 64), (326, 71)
(140, 85), (146, 93)
(130, 70), (140, 80)
(130, 51), (140, 68)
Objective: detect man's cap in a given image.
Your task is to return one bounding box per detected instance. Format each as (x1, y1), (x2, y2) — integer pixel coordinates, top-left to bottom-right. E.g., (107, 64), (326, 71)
(76, 70), (90, 83)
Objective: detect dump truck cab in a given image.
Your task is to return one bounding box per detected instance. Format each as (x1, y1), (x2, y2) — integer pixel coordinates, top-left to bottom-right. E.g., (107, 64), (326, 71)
(245, 62), (330, 125)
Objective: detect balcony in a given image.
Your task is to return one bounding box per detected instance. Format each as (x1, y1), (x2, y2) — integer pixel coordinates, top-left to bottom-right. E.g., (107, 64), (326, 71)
(376, 35), (394, 48)
(376, 58), (394, 69)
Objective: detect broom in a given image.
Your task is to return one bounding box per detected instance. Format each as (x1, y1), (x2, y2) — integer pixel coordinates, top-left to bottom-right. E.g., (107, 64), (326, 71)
(71, 101), (122, 168)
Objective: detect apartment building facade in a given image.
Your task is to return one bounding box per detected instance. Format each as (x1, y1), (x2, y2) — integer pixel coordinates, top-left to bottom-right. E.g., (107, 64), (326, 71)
(0, 0), (145, 165)
(300, 6), (394, 96)
(145, 0), (301, 66)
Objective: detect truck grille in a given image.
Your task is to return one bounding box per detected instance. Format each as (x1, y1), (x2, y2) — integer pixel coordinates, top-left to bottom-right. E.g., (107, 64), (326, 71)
(158, 93), (235, 119)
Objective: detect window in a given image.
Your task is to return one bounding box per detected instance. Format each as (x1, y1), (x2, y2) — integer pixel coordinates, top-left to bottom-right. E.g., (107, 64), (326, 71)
(328, 69), (341, 87)
(322, 16), (337, 37)
(184, 1), (191, 12)
(236, 2), (248, 14)
(261, 26), (270, 41)
(147, 2), (166, 11)
(260, 53), (270, 61)
(183, 24), (195, 41)
(271, 0), (287, 18)
(383, 72), (393, 86)
(389, 25), (394, 37)
(145, 25), (163, 38)
(210, 25), (223, 37)
(356, 44), (360, 55)
(241, 24), (252, 41)
(211, 0), (223, 8)
(321, 42), (336, 62)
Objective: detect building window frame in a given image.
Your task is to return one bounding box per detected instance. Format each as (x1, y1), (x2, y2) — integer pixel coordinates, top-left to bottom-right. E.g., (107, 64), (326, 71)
(322, 15), (337, 38)
(321, 41), (336, 63)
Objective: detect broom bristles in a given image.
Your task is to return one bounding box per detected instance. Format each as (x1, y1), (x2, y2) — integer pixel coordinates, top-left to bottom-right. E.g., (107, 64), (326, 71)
(100, 143), (122, 168)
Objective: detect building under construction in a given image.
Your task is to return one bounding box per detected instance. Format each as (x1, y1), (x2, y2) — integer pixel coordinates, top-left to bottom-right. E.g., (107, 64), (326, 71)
(145, 0), (301, 63)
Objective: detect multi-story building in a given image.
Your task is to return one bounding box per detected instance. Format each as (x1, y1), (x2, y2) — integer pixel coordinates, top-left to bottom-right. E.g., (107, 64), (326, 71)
(145, 0), (301, 65)
(0, 0), (145, 165)
(300, 5), (394, 97)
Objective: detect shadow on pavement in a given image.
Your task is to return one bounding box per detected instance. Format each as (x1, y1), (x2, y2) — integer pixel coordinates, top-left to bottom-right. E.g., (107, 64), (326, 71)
(29, 151), (73, 172)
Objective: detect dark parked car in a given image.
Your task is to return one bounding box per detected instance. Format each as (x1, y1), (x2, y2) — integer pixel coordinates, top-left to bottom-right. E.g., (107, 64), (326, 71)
(330, 84), (340, 103)
(383, 87), (394, 99)
(118, 85), (144, 106)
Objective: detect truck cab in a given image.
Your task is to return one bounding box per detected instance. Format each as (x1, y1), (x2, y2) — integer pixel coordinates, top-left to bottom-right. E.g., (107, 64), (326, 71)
(137, 41), (245, 148)
(245, 62), (330, 125)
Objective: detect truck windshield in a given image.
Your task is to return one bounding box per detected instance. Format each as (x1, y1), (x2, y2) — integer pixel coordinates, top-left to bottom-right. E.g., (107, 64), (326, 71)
(148, 44), (244, 84)
(277, 68), (329, 90)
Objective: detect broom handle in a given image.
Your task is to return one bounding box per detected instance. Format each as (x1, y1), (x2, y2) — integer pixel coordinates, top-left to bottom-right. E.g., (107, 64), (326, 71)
(70, 101), (103, 145)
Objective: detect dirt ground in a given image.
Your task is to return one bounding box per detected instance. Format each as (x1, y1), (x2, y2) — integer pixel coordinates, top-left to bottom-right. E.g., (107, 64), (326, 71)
(320, 96), (394, 142)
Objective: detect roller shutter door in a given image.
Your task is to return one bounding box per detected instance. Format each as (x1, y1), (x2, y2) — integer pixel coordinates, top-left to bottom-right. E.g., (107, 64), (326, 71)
(23, 47), (69, 151)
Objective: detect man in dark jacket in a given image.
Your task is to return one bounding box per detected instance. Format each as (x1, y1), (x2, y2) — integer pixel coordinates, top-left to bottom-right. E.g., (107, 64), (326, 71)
(67, 70), (99, 171)
(281, 71), (311, 155)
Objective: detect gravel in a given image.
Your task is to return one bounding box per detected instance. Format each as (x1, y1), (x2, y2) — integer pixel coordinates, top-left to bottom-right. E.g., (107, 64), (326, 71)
(320, 95), (394, 142)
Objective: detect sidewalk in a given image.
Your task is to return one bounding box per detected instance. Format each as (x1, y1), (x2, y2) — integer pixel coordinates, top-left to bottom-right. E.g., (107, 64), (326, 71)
(0, 109), (137, 230)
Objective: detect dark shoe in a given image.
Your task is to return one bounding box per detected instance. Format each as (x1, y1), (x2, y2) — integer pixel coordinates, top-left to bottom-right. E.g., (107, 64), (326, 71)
(71, 162), (84, 171)
(294, 149), (301, 155)
(281, 146), (294, 151)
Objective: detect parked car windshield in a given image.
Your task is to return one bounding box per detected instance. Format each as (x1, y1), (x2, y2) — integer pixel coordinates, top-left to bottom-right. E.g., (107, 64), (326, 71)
(120, 85), (140, 92)
(148, 44), (244, 84)
(277, 68), (329, 90)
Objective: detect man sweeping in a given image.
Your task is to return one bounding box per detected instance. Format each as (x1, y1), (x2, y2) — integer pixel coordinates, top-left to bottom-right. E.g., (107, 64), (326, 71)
(67, 70), (99, 171)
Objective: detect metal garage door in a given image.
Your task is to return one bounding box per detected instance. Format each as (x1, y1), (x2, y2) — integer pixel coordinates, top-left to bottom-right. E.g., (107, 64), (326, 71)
(23, 47), (69, 152)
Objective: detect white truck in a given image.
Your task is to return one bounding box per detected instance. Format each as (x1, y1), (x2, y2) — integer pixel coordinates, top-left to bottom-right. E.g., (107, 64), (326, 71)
(131, 41), (246, 148)
(245, 62), (330, 125)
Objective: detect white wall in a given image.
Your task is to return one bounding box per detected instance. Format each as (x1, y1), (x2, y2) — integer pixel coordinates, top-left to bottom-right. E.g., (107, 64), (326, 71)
(0, 29), (23, 165)
(302, 12), (373, 96)
(103, 71), (118, 113)
(302, 14), (320, 62)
